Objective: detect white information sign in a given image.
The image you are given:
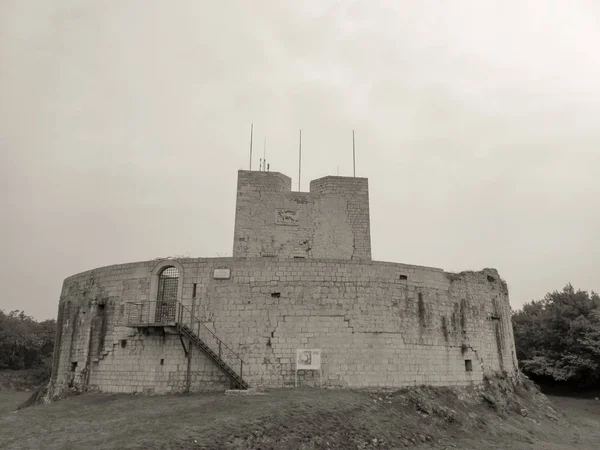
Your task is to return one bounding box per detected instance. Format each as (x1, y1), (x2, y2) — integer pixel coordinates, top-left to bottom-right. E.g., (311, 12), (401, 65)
(296, 349), (321, 370)
(213, 268), (231, 279)
(295, 348), (322, 388)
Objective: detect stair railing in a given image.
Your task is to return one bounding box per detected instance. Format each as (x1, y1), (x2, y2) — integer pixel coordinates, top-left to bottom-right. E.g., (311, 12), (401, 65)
(176, 302), (245, 383)
(125, 301), (177, 326)
(124, 300), (246, 386)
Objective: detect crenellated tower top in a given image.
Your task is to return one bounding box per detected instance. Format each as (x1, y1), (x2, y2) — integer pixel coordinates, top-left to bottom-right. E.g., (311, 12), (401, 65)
(233, 170), (371, 260)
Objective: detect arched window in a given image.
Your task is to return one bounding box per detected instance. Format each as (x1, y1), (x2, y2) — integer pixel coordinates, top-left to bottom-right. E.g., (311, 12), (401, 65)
(155, 266), (179, 323)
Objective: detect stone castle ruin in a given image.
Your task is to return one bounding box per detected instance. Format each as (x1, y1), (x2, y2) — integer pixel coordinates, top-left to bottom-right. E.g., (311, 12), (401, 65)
(48, 170), (518, 396)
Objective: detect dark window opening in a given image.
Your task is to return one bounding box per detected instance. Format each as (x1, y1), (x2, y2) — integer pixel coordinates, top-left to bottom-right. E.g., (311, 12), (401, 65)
(160, 359), (164, 365)
(294, 256), (305, 259)
(465, 360), (473, 372)
(271, 292), (281, 298)
(192, 283), (197, 298)
(271, 331), (274, 338)
(487, 275), (495, 282)
(418, 293), (423, 301)
(399, 274), (408, 281)
(156, 266), (179, 323)
(120, 340), (127, 348)
(98, 304), (105, 311)
(71, 362), (77, 372)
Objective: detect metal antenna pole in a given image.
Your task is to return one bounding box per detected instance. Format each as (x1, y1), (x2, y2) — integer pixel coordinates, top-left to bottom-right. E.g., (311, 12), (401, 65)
(249, 123), (253, 170)
(263, 136), (266, 171)
(352, 129), (356, 177)
(298, 129), (302, 191)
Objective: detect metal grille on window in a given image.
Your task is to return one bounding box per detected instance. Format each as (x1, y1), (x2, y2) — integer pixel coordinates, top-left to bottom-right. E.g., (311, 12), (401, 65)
(155, 266), (178, 323)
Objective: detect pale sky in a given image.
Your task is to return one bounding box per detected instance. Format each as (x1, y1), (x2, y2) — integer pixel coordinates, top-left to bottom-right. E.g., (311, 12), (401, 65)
(1, 1), (599, 320)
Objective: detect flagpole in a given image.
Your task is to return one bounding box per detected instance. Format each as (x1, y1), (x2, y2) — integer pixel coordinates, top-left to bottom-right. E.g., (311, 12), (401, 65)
(352, 130), (356, 177)
(249, 123), (253, 170)
(298, 129), (302, 191)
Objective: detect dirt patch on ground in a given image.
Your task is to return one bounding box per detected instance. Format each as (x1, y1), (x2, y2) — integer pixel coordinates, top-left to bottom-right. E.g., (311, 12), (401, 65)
(0, 375), (599, 450)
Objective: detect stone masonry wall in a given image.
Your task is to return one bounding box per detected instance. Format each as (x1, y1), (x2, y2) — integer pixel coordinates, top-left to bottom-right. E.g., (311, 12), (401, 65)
(48, 261), (230, 396)
(49, 257), (518, 396)
(308, 176), (371, 260)
(233, 171), (371, 260)
(87, 332), (229, 394)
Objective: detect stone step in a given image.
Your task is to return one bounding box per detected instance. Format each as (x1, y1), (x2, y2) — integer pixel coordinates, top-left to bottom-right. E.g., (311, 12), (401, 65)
(224, 388), (257, 395)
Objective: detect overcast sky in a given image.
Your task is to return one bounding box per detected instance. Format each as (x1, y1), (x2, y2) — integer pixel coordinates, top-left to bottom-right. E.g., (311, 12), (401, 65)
(1, 0), (599, 320)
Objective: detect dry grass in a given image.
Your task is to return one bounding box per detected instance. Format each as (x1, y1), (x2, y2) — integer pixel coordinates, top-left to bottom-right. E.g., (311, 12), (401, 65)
(0, 380), (599, 450)
(0, 392), (30, 417)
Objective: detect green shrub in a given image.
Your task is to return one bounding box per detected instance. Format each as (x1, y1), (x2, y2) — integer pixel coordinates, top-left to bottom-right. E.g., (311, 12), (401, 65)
(512, 284), (600, 388)
(0, 310), (55, 376)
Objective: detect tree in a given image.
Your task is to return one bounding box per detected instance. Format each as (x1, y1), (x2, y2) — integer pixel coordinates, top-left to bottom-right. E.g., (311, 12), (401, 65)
(0, 310), (56, 378)
(512, 284), (600, 388)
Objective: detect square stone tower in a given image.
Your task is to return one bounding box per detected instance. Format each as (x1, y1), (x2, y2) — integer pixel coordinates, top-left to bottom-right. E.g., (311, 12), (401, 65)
(232, 170), (371, 260)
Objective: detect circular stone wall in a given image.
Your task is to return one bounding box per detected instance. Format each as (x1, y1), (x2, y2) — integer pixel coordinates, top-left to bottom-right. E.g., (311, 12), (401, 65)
(48, 257), (518, 396)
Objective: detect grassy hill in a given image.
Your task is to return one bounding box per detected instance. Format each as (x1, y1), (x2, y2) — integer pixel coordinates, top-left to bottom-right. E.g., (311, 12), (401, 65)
(1, 376), (599, 450)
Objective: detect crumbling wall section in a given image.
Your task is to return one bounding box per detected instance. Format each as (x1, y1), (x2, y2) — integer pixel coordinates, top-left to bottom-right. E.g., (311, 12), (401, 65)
(47, 261), (229, 398)
(447, 270), (517, 374)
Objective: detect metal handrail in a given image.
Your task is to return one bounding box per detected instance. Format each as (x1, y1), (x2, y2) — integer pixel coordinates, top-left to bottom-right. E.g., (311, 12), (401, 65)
(125, 301), (177, 326)
(177, 302), (245, 364)
(125, 300), (245, 371)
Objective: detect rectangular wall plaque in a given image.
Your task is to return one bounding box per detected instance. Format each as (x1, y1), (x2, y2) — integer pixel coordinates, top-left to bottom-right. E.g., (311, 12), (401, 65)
(213, 268), (231, 279)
